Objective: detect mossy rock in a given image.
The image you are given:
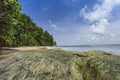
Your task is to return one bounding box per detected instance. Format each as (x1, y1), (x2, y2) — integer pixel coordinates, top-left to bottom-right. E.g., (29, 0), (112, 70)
(0, 49), (120, 80)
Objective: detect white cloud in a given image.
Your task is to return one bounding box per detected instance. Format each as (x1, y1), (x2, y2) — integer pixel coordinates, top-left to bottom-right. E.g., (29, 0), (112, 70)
(90, 19), (109, 35)
(79, 0), (120, 43)
(51, 0), (120, 45)
(80, 0), (120, 22)
(55, 19), (120, 45)
(48, 20), (57, 29)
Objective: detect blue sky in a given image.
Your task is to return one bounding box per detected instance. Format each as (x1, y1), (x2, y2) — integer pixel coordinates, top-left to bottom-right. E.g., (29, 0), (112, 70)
(19, 0), (120, 45)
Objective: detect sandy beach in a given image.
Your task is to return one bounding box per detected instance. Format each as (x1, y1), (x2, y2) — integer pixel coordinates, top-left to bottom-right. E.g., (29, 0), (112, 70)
(1, 46), (51, 51)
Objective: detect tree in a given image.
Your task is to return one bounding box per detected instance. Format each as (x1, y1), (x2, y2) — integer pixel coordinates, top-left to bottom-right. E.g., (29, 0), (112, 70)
(0, 0), (21, 46)
(0, 0), (56, 47)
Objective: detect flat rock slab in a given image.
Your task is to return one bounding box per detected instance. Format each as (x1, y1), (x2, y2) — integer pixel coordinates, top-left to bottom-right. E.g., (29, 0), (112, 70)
(0, 49), (120, 80)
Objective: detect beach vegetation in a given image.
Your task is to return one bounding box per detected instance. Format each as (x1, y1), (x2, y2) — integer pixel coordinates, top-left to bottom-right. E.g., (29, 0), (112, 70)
(0, 0), (56, 47)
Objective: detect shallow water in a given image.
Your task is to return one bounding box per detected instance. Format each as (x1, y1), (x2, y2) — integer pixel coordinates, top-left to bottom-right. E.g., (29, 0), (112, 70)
(57, 44), (120, 55)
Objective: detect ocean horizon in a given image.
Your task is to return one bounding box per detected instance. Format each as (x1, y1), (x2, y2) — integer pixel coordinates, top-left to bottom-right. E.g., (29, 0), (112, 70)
(56, 44), (120, 55)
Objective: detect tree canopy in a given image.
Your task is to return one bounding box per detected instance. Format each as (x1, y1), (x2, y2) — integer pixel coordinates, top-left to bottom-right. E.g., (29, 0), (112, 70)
(0, 0), (56, 47)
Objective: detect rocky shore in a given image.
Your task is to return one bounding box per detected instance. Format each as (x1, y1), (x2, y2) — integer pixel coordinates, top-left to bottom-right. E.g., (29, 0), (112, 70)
(0, 48), (120, 80)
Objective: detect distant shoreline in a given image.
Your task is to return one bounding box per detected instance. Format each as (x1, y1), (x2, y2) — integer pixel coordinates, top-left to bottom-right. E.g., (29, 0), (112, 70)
(58, 44), (120, 47)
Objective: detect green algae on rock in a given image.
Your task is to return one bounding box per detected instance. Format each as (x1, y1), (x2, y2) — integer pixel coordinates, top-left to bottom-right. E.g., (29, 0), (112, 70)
(0, 49), (120, 80)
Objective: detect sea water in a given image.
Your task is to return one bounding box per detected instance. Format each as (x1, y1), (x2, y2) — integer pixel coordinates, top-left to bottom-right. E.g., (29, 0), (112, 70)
(57, 44), (120, 55)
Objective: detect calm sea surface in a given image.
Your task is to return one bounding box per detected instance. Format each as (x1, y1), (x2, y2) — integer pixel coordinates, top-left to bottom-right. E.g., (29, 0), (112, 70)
(56, 44), (120, 55)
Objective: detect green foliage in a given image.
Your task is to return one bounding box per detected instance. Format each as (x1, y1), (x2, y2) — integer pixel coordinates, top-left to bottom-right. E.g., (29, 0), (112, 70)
(0, 0), (21, 46)
(0, 0), (56, 47)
